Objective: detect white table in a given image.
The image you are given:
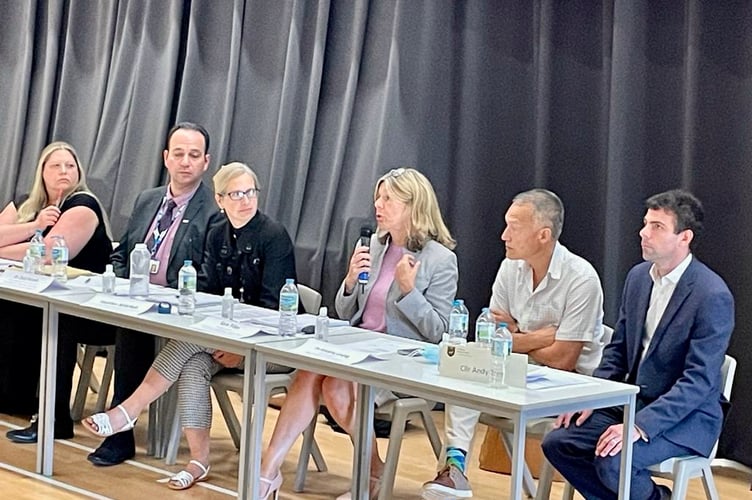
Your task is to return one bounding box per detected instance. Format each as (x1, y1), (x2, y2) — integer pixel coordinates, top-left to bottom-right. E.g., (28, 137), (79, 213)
(0, 280), (361, 499)
(249, 332), (640, 499)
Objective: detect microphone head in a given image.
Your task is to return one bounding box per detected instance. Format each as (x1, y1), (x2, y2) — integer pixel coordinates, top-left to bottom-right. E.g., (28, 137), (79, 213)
(360, 226), (373, 238)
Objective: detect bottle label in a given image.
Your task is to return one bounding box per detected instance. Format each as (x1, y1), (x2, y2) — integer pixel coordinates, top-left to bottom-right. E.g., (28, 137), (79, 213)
(279, 291), (298, 312)
(51, 246), (68, 263)
(180, 274), (197, 291)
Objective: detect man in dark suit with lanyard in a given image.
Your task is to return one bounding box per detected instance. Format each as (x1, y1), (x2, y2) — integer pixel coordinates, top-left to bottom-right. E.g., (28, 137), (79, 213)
(88, 122), (221, 466)
(542, 190), (734, 500)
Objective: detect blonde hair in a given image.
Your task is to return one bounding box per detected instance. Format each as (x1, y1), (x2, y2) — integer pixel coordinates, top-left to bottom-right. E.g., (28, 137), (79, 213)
(375, 167), (456, 252)
(213, 162), (261, 195)
(16, 142), (113, 238)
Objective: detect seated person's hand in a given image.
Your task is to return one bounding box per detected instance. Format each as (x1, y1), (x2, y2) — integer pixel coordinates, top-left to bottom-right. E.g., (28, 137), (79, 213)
(489, 308), (517, 331)
(213, 350), (244, 368)
(553, 409), (592, 429)
(344, 244), (371, 293)
(394, 254), (419, 296)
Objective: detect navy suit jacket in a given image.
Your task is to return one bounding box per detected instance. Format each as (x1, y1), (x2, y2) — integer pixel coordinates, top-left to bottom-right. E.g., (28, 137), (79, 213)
(595, 257), (734, 456)
(111, 182), (221, 288)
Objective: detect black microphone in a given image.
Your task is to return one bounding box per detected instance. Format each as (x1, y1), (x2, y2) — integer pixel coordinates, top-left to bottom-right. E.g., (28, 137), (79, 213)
(357, 226), (373, 292)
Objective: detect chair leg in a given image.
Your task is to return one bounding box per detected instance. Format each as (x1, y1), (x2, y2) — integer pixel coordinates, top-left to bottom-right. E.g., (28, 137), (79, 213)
(165, 402), (182, 465)
(562, 481), (575, 500)
(212, 384), (242, 450)
(378, 405), (410, 500)
(93, 345), (115, 413)
(71, 345), (98, 421)
(310, 433), (328, 472)
(500, 429), (537, 498)
(700, 464), (719, 500)
(293, 416), (319, 492)
(534, 456), (554, 500)
(419, 406), (443, 458)
(671, 461), (691, 500)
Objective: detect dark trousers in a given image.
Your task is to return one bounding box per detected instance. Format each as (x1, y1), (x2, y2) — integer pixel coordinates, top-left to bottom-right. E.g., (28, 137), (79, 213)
(541, 406), (693, 500)
(0, 301), (116, 431)
(94, 327), (158, 453)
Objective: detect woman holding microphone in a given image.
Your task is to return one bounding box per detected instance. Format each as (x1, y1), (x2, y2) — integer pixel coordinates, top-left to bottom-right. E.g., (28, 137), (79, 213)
(257, 167), (458, 499)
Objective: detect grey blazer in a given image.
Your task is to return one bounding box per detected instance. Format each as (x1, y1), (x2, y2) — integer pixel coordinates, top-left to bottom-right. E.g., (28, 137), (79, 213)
(335, 235), (458, 343)
(111, 182), (221, 288)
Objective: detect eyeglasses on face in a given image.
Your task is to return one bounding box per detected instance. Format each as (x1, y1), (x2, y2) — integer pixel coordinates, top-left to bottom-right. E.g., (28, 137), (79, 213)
(222, 188), (260, 201)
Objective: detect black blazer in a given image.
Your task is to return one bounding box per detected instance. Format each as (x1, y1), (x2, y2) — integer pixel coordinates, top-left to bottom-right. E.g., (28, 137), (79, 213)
(111, 182), (221, 288)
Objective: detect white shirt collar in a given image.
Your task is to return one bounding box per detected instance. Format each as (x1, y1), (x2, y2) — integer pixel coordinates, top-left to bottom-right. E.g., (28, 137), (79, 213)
(649, 253), (692, 286)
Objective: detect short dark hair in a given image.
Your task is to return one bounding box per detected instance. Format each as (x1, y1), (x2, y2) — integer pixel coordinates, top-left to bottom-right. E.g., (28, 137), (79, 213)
(165, 122), (210, 154)
(645, 189), (704, 238)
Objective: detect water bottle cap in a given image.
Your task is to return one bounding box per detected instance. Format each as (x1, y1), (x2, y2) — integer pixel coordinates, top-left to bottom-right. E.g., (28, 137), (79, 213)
(481, 307), (489, 313)
(319, 306), (328, 316)
(498, 322), (508, 328)
(183, 260), (192, 266)
(105, 264), (113, 272)
(224, 287), (233, 295)
(285, 278), (294, 284)
(452, 299), (460, 306)
(135, 243), (147, 249)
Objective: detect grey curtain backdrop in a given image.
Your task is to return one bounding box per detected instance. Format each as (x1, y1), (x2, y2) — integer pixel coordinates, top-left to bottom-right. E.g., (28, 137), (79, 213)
(1, 0), (751, 467)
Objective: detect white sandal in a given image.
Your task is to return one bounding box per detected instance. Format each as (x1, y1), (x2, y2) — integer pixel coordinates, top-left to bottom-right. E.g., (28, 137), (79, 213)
(158, 459), (210, 490)
(82, 404), (137, 437)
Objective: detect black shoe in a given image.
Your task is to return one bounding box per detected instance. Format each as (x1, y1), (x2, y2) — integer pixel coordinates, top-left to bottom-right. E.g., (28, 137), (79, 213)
(6, 416), (74, 444)
(87, 433), (135, 467)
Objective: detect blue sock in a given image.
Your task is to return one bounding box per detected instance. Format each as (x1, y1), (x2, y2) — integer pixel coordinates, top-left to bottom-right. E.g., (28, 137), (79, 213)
(446, 446), (467, 473)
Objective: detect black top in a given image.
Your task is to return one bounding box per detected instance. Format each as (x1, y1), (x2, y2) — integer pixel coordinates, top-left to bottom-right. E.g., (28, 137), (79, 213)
(42, 192), (112, 273)
(199, 211), (296, 310)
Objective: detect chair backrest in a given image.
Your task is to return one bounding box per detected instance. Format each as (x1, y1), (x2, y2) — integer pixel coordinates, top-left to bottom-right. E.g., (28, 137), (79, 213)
(708, 354), (736, 460)
(298, 283), (322, 314)
(601, 324), (614, 346)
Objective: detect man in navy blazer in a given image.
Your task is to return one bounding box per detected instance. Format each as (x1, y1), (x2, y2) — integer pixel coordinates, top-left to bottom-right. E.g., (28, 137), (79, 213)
(542, 189), (734, 500)
(87, 122), (222, 466)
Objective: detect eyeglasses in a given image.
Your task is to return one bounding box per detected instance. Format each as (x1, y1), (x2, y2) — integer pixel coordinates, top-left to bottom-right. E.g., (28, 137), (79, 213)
(222, 188), (260, 201)
(388, 168), (406, 178)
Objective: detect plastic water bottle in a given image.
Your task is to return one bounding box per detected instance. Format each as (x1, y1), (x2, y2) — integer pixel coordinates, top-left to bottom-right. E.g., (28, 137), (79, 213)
(221, 287), (234, 320)
(177, 260), (197, 315)
(128, 243), (150, 298)
(22, 249), (35, 273)
(475, 307), (494, 348)
(448, 299), (469, 345)
(50, 235), (69, 282)
(490, 322), (513, 388)
(102, 264), (116, 293)
(29, 229), (46, 274)
(315, 306), (329, 341)
(278, 278), (299, 337)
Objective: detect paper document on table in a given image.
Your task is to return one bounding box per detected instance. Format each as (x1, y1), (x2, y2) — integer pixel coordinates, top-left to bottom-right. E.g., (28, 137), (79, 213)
(343, 338), (420, 360)
(0, 258), (19, 269)
(190, 316), (267, 338)
(0, 270), (61, 293)
(290, 339), (386, 364)
(82, 294), (154, 315)
(112, 288), (221, 307)
(67, 275), (131, 292)
(526, 366), (595, 390)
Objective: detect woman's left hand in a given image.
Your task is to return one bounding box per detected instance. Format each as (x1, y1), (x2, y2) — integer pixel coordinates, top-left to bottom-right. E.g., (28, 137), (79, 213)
(394, 254), (420, 296)
(213, 350), (244, 368)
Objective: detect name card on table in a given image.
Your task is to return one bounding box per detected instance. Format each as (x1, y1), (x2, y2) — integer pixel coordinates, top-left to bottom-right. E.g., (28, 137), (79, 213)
(83, 294), (154, 315)
(439, 342), (528, 388)
(0, 270), (57, 293)
(191, 316), (264, 338)
(290, 339), (379, 365)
